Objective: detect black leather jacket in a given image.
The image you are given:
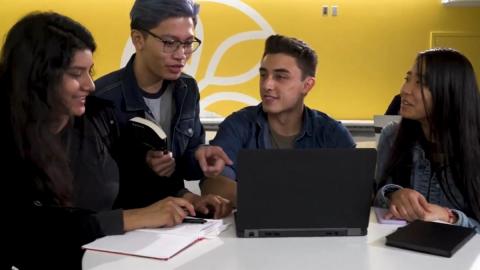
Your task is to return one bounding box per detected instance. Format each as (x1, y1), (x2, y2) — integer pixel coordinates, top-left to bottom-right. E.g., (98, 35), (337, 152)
(3, 96), (122, 270)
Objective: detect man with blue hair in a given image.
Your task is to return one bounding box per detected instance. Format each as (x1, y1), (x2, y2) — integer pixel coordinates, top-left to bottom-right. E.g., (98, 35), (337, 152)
(95, 0), (232, 221)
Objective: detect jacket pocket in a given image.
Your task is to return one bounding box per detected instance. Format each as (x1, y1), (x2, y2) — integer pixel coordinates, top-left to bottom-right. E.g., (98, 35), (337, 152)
(175, 118), (195, 138)
(173, 118), (195, 154)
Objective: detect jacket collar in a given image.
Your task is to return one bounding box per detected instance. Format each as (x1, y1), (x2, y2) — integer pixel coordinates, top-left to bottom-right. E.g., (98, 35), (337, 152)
(121, 54), (189, 117)
(254, 104), (312, 139)
(299, 106), (313, 138)
(122, 54), (148, 113)
(172, 78), (188, 120)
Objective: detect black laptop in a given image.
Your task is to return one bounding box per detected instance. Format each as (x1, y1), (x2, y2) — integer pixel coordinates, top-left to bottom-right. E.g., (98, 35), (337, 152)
(235, 148), (376, 237)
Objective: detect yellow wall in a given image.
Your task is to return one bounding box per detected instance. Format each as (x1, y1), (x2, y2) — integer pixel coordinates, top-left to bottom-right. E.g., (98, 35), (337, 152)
(1, 0), (479, 120)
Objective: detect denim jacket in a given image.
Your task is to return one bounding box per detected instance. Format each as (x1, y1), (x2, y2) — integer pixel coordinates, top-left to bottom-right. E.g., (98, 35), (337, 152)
(210, 104), (356, 180)
(375, 122), (480, 232)
(94, 54), (205, 209)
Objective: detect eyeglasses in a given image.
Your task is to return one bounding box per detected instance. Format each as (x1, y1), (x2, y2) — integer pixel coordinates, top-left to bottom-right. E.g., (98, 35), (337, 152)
(139, 28), (202, 54)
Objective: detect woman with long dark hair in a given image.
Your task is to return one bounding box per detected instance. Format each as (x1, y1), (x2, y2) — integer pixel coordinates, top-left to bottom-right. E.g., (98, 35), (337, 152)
(375, 48), (480, 232)
(1, 12), (197, 269)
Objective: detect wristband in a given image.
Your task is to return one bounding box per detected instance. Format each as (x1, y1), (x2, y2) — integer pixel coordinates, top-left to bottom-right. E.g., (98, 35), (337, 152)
(445, 208), (458, 224)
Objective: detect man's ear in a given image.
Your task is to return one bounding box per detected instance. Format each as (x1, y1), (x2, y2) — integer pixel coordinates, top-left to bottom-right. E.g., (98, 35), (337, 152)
(302, 76), (315, 95)
(131, 30), (145, 51)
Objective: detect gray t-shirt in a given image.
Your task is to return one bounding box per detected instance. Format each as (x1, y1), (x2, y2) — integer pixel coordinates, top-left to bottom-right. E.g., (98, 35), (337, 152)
(142, 82), (175, 148)
(269, 127), (297, 149)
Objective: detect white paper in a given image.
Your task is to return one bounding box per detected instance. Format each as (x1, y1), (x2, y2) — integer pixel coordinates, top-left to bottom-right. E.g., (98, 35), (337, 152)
(83, 219), (226, 260)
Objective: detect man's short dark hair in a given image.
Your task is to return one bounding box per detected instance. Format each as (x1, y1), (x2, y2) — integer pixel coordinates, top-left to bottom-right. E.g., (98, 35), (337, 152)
(130, 0), (200, 30)
(263, 34), (317, 79)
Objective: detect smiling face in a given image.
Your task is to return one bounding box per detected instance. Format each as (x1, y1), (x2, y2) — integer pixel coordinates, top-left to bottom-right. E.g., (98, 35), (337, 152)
(399, 60), (432, 123)
(133, 16), (196, 81)
(259, 53), (314, 116)
(57, 49), (95, 117)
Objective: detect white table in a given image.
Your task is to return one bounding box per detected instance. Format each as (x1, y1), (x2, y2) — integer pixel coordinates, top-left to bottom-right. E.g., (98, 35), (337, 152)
(83, 211), (480, 270)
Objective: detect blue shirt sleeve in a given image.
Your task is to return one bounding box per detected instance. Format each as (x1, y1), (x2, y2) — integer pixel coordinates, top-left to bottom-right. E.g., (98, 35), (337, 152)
(451, 209), (480, 233)
(374, 184), (403, 208)
(210, 113), (247, 181)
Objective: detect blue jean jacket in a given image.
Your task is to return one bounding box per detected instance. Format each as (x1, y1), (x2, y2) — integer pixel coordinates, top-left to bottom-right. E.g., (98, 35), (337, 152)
(210, 104), (356, 180)
(375, 122), (480, 232)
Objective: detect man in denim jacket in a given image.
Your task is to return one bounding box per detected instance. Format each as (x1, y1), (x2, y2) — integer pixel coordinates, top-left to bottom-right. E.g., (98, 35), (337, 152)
(201, 35), (355, 205)
(95, 0), (232, 219)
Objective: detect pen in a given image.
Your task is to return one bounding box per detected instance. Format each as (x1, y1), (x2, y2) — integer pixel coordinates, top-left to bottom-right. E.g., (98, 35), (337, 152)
(183, 217), (207, 224)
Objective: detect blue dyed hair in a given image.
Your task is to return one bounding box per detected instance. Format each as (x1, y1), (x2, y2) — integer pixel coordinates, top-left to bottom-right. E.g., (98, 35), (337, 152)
(130, 0), (200, 30)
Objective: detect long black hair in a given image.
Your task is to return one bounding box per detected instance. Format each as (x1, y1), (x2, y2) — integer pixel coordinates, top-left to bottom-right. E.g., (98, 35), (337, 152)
(0, 12), (96, 205)
(381, 48), (480, 221)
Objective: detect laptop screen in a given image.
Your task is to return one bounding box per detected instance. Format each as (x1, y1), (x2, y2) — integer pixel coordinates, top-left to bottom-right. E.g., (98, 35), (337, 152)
(236, 148), (376, 237)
